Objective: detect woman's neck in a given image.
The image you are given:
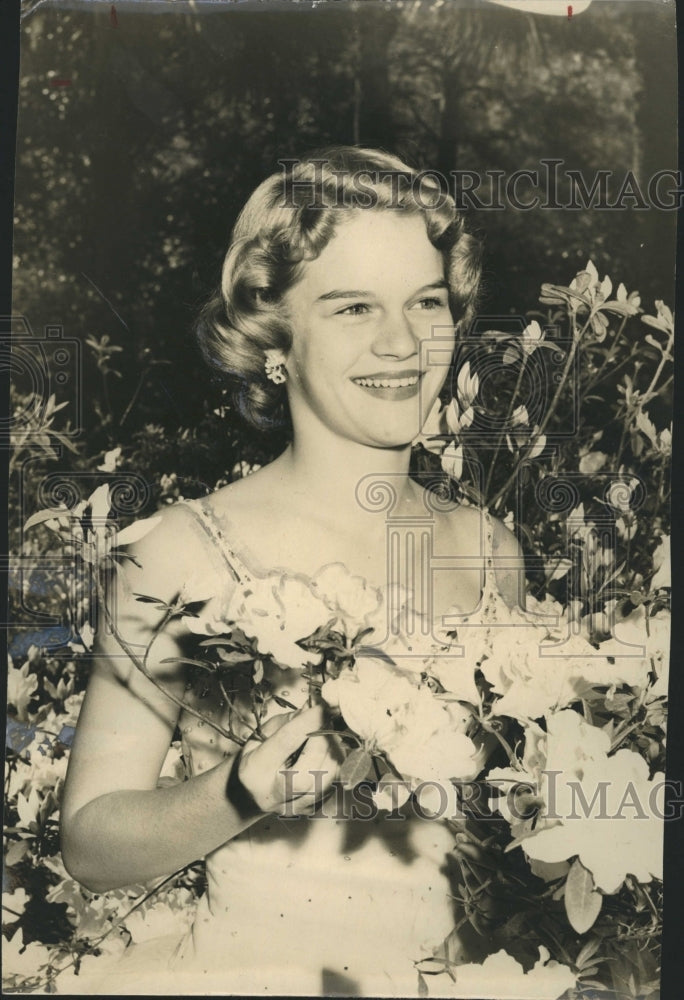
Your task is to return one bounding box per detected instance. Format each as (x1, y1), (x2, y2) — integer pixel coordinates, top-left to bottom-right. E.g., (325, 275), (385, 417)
(272, 431), (418, 525)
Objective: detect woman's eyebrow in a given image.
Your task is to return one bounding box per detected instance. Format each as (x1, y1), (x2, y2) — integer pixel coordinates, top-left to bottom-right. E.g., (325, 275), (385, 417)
(410, 279), (449, 295)
(317, 288), (373, 301)
(317, 279), (448, 302)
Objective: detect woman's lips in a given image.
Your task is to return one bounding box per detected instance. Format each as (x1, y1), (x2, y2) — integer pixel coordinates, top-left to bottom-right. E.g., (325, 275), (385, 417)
(351, 371), (423, 400)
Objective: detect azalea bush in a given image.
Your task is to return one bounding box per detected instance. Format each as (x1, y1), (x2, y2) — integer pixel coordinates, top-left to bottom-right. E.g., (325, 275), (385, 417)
(4, 261), (671, 997)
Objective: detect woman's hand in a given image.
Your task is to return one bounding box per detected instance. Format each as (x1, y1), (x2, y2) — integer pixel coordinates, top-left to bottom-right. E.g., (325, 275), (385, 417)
(237, 705), (342, 816)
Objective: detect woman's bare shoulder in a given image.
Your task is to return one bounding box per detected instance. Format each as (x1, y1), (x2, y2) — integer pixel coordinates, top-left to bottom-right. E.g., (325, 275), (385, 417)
(115, 501), (222, 601)
(442, 502), (525, 607)
(443, 502), (521, 554)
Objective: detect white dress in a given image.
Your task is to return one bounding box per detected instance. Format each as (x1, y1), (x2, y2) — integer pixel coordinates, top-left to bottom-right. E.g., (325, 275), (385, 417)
(57, 501), (507, 997)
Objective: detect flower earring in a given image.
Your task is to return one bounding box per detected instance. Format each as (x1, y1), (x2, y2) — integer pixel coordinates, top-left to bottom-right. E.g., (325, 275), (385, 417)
(264, 351), (287, 385)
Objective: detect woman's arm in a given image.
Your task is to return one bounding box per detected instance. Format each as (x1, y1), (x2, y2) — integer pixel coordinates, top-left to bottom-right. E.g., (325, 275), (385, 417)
(60, 505), (339, 893)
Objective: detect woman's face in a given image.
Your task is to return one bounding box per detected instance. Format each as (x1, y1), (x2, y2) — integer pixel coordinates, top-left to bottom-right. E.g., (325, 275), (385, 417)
(282, 210), (455, 450)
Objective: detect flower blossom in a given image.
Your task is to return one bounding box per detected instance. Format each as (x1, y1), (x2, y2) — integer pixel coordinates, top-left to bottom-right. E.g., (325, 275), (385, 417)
(441, 442), (464, 480)
(479, 603), (654, 721)
(321, 655), (482, 786)
(436, 946), (576, 999)
(491, 710), (664, 894)
(651, 535), (670, 590)
(310, 562), (382, 635)
(7, 659), (38, 720)
(97, 446), (122, 472)
(229, 573), (331, 670)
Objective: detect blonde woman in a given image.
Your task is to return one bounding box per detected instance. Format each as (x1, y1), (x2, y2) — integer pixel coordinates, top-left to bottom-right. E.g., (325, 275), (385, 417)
(61, 147), (523, 996)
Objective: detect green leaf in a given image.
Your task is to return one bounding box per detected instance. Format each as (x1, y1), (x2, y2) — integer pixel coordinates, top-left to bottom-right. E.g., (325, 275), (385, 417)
(133, 592), (171, 608)
(575, 935), (602, 970)
(307, 727), (360, 743)
(564, 857), (603, 933)
(338, 747), (373, 790)
(273, 694), (298, 710)
(159, 657), (215, 670)
(5, 838), (31, 866)
(24, 507), (71, 532)
(215, 649), (256, 666)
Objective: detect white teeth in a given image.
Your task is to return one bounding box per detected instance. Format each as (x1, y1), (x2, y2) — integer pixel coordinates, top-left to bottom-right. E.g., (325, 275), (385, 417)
(354, 376), (420, 389)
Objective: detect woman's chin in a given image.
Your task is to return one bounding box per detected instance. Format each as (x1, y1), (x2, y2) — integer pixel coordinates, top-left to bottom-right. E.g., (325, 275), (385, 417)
(361, 424), (421, 450)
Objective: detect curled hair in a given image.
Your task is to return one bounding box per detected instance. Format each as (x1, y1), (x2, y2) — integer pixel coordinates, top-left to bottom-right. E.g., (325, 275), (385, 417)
(196, 146), (482, 430)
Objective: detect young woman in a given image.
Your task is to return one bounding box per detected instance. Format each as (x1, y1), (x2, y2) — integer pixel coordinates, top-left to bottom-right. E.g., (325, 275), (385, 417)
(61, 147), (524, 996)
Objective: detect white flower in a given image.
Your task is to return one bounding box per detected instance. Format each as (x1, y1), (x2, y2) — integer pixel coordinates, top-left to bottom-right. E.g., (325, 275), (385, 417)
(16, 787), (42, 829)
(231, 460), (262, 478)
(445, 398), (474, 434)
(180, 565), (235, 636)
(521, 320), (545, 354)
(578, 450), (607, 474)
(513, 711), (664, 894)
(124, 892), (194, 944)
(46, 875), (126, 939)
(26, 748), (69, 793)
(322, 655), (481, 785)
(607, 604), (670, 670)
(506, 426), (546, 460)
(657, 426), (672, 456)
(511, 404), (529, 427)
(651, 535), (670, 590)
(157, 741), (186, 787)
(310, 562), (382, 634)
(229, 573), (330, 670)
(480, 609), (652, 721)
(371, 777), (412, 812)
(97, 446), (123, 472)
(441, 442), (464, 480)
(456, 362), (479, 407)
(321, 655), (416, 749)
(422, 648), (481, 707)
(436, 946), (576, 999)
(69, 622), (95, 652)
(479, 616), (580, 720)
(7, 659), (38, 720)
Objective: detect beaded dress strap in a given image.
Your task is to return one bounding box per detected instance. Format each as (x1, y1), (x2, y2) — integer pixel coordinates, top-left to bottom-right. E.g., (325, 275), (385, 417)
(480, 507), (500, 623)
(179, 499), (252, 586)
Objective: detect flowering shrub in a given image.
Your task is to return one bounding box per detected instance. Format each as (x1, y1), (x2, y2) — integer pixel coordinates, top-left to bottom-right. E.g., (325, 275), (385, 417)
(4, 263), (670, 997)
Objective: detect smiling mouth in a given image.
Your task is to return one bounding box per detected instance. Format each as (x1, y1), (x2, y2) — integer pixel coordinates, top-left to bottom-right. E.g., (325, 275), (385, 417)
(350, 371), (424, 401)
(352, 374), (422, 389)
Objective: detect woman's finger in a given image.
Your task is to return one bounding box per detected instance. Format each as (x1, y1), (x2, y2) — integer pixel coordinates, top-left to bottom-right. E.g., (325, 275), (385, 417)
(257, 705), (326, 768)
(294, 736), (340, 785)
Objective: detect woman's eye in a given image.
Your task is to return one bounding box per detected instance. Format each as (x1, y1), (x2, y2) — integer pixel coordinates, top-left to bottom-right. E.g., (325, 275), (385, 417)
(414, 296), (446, 310)
(337, 303), (370, 316)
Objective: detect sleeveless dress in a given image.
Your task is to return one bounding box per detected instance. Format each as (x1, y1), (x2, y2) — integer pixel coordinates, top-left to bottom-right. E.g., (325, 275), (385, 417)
(56, 501), (511, 997)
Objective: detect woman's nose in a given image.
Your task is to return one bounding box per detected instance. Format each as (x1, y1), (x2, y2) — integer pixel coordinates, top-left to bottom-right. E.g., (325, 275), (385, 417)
(371, 311), (419, 359)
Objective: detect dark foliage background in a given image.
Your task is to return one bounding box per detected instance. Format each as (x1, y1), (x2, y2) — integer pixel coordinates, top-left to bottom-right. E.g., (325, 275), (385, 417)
(4, 3), (679, 992)
(11, 0), (677, 503)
